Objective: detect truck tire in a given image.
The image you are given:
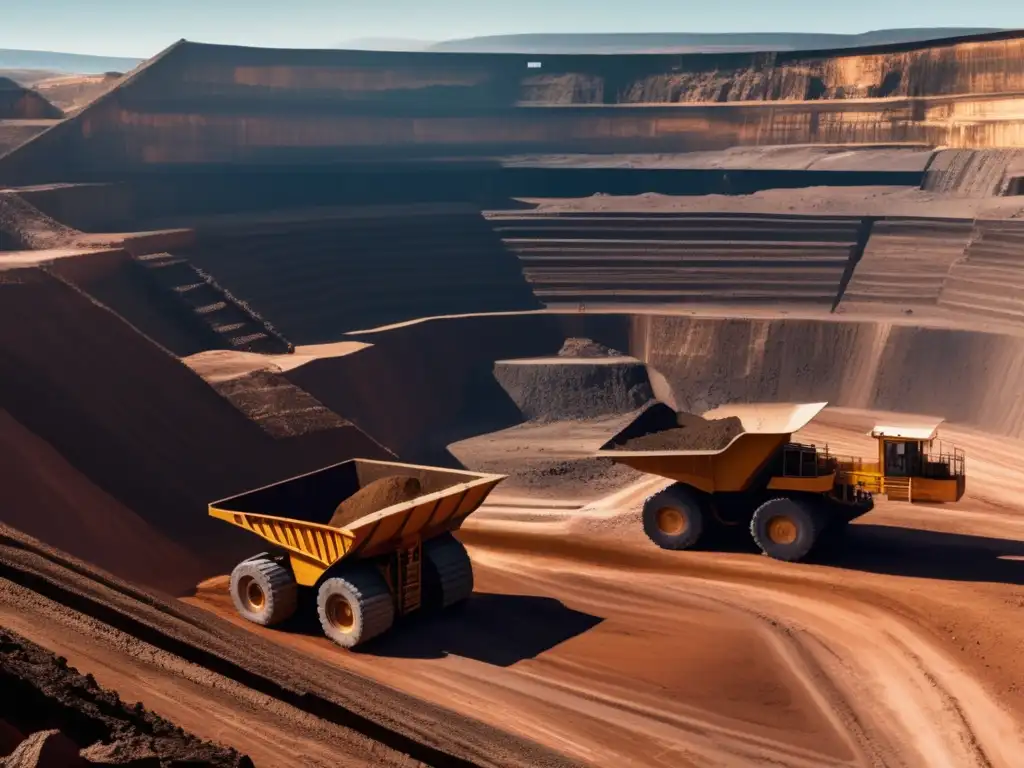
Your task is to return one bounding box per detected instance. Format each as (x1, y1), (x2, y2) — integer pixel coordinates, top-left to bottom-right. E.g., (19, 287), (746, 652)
(317, 564), (395, 649)
(750, 497), (820, 562)
(422, 533), (474, 611)
(229, 557), (297, 627)
(642, 484), (706, 551)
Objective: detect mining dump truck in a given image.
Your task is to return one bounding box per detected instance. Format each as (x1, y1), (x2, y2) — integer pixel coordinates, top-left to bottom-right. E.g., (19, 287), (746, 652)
(597, 402), (873, 562)
(597, 402), (966, 562)
(209, 458), (504, 649)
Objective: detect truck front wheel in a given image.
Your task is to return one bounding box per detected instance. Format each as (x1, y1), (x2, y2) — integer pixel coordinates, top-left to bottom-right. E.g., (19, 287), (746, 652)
(750, 497), (821, 562)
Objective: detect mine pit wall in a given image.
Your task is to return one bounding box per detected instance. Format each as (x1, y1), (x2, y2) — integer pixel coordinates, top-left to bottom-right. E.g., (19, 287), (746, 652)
(10, 164), (925, 235)
(175, 204), (541, 343)
(630, 314), (1024, 441)
(11, 184), (139, 233)
(922, 148), (1024, 196)
(6, 95), (1022, 185)
(0, 89), (62, 121)
(491, 211), (866, 307)
(45, 249), (219, 356)
(6, 32), (1024, 184)
(287, 310), (1024, 468)
(839, 217), (976, 306)
(286, 313), (630, 464)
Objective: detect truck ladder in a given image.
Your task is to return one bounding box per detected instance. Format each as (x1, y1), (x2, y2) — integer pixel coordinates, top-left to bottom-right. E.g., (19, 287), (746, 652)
(396, 540), (422, 615)
(885, 476), (912, 502)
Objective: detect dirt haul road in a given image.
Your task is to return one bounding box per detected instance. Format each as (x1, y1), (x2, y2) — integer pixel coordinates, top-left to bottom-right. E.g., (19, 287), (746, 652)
(188, 409), (1024, 768)
(0, 525), (575, 768)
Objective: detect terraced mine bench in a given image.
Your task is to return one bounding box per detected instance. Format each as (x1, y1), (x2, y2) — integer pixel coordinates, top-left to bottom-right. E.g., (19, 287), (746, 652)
(210, 459), (504, 649)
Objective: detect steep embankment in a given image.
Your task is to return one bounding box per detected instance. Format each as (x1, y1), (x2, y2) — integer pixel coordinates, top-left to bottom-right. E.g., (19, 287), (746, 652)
(0, 77), (62, 119)
(0, 409), (207, 595)
(46, 249), (220, 356)
(287, 314), (631, 463)
(938, 219), (1024, 325)
(5, 32), (1024, 183)
(288, 310), (1024, 463)
(0, 267), (389, 590)
(841, 218), (975, 306)
(178, 205), (540, 343)
(631, 313), (1024, 439)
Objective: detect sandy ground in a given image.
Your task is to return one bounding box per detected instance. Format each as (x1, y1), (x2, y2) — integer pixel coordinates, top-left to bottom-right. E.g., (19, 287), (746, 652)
(180, 407), (1024, 767)
(495, 146), (935, 171)
(28, 72), (123, 114)
(0, 120), (54, 155)
(519, 187), (1024, 219)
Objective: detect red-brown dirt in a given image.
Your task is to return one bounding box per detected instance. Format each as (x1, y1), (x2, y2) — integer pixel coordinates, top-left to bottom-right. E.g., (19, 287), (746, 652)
(0, 409), (207, 595)
(0, 267), (391, 589)
(8, 187), (1024, 767)
(0, 626), (251, 766)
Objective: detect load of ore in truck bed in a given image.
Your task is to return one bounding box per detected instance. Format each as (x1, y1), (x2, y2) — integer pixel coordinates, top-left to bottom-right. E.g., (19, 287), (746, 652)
(611, 408), (744, 452)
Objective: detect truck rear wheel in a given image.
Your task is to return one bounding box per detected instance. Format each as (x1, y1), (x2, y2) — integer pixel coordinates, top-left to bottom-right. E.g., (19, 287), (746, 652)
(750, 497), (820, 562)
(229, 556), (297, 627)
(422, 533), (474, 611)
(642, 484), (706, 551)
(317, 564), (395, 649)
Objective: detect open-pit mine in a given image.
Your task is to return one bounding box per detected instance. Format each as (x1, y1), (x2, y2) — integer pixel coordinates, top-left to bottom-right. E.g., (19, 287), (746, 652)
(2, 27), (1024, 768)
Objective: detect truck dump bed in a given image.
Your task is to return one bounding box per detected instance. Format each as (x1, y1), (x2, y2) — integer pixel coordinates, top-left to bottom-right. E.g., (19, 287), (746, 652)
(210, 459), (504, 580)
(596, 402), (829, 493)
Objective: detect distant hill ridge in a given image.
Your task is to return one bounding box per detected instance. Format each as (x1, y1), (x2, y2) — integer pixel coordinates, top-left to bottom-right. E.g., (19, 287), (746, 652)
(427, 28), (1005, 53)
(1, 27), (1011, 76)
(0, 48), (142, 74)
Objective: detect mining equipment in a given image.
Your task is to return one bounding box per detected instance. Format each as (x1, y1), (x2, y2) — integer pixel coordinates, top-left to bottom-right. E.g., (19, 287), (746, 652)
(597, 402), (966, 562)
(210, 459), (504, 649)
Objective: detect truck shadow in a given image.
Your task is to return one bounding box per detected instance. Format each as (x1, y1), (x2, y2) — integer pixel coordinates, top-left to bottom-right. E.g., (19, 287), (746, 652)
(819, 523), (1024, 586)
(363, 592), (603, 666)
(282, 591), (601, 666)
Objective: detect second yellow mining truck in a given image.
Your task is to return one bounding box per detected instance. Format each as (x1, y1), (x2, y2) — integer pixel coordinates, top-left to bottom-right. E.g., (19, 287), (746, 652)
(209, 458), (504, 649)
(597, 401), (966, 562)
(598, 402), (870, 562)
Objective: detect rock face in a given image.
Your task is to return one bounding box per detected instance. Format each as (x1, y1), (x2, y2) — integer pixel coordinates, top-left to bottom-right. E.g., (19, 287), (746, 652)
(3, 31), (1024, 184)
(0, 628), (252, 767)
(0, 730), (86, 768)
(494, 356), (655, 421)
(0, 78), (63, 120)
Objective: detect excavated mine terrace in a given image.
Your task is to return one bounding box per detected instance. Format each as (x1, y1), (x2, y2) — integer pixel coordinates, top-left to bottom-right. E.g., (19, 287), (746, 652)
(8, 26), (1024, 766)
(3, 65), (1024, 762)
(4, 207), (1024, 767)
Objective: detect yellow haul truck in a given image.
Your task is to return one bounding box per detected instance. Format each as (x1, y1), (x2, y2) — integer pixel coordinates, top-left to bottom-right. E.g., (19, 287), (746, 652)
(597, 402), (965, 563)
(209, 458), (504, 649)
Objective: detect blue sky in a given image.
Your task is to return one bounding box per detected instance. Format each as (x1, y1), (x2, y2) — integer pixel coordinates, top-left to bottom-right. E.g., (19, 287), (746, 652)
(3, 0), (1021, 57)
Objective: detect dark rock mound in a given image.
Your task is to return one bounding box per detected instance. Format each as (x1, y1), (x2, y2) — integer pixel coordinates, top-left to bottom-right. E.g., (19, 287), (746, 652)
(557, 337), (624, 358)
(494, 358), (655, 421)
(609, 402), (744, 451)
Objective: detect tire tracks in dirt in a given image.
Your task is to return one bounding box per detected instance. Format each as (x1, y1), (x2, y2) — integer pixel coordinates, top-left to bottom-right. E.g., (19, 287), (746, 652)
(464, 526), (1024, 767)
(0, 524), (578, 768)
